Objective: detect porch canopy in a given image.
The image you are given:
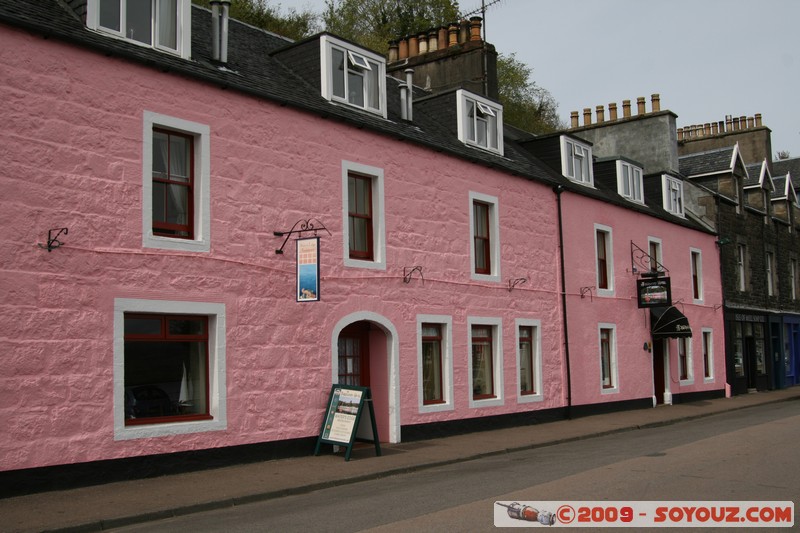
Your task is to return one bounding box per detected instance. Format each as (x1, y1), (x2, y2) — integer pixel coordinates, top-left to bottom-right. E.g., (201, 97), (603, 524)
(651, 305), (692, 339)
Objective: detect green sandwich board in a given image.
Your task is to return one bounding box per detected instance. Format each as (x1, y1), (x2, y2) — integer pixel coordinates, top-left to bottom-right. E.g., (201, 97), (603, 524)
(314, 385), (381, 461)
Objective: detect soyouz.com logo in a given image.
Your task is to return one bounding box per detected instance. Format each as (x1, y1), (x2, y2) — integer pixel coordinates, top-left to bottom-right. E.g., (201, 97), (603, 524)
(494, 501), (794, 527)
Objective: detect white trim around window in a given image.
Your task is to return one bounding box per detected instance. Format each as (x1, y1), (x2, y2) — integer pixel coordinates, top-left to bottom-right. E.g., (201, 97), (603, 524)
(416, 315), (454, 414)
(113, 298), (227, 440)
(142, 111), (211, 252)
(320, 35), (387, 118)
(702, 328), (715, 384)
(662, 175), (685, 217)
(599, 323), (618, 394)
(616, 160), (644, 203)
(690, 248), (703, 303)
(341, 160), (386, 270)
(469, 191), (501, 283)
(594, 223), (614, 296)
(678, 337), (694, 385)
(560, 136), (593, 186)
(516, 318), (543, 404)
(86, 0), (192, 58)
(456, 89), (504, 155)
(467, 316), (504, 408)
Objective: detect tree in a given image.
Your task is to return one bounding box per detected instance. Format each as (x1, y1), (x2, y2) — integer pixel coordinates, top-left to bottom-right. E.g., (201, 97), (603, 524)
(322, 0), (460, 54)
(192, 0), (319, 41)
(497, 53), (563, 134)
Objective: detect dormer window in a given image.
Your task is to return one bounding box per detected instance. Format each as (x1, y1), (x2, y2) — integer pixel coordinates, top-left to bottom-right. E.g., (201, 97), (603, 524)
(457, 90), (503, 155)
(663, 175), (684, 216)
(617, 160), (643, 203)
(322, 35), (386, 118)
(560, 137), (593, 186)
(87, 0), (191, 58)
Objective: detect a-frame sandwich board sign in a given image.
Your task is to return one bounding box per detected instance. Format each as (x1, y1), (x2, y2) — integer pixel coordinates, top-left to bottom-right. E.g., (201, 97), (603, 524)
(314, 384), (381, 461)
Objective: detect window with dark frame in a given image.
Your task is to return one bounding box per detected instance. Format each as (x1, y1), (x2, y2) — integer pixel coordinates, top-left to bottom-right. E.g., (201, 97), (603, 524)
(596, 229), (609, 290)
(421, 323), (444, 405)
(519, 325), (536, 395)
(679, 338), (689, 380)
(600, 327), (613, 389)
(348, 173), (373, 260)
(152, 128), (193, 239)
(691, 250), (702, 300)
(123, 314), (210, 425)
(471, 325), (494, 399)
(473, 200), (491, 274)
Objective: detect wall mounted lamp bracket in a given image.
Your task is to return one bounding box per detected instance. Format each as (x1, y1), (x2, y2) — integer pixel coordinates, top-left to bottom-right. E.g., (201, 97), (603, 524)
(38, 227), (68, 252)
(273, 218), (331, 254)
(580, 286), (595, 300)
(403, 266), (424, 285)
(508, 277), (527, 292)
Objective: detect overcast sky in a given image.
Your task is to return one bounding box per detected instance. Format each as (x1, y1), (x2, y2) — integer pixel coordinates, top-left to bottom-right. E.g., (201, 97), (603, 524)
(276, 0), (800, 159)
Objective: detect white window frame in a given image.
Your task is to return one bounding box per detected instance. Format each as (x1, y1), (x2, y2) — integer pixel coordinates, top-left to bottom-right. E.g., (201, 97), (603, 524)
(616, 160), (643, 203)
(142, 111), (211, 252)
(516, 318), (543, 404)
(320, 35), (387, 118)
(594, 223), (614, 296)
(678, 337), (694, 385)
(456, 89), (504, 155)
(467, 317), (504, 408)
(737, 243), (748, 292)
(599, 323), (618, 394)
(113, 298), (227, 440)
(416, 315), (454, 414)
(663, 175), (685, 216)
(702, 328), (714, 383)
(690, 248), (703, 303)
(342, 160), (386, 270)
(86, 0), (191, 58)
(766, 251), (776, 296)
(560, 136), (594, 186)
(469, 191), (501, 283)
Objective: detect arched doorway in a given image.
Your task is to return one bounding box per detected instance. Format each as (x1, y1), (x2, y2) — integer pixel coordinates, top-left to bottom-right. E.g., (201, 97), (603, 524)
(331, 313), (400, 443)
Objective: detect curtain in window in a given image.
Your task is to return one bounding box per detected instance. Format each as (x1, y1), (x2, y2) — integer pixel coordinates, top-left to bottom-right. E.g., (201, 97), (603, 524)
(158, 0), (178, 50)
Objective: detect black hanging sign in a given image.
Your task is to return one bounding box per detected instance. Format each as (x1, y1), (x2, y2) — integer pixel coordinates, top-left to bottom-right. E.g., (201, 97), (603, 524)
(637, 277), (672, 308)
(314, 385), (381, 461)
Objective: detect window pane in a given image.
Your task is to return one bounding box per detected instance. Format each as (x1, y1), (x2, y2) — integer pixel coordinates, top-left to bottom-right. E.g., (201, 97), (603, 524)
(152, 131), (168, 178)
(125, 316), (162, 336)
(473, 203), (489, 238)
(332, 48), (345, 99)
(622, 165), (631, 196)
(472, 328), (493, 397)
(169, 135), (190, 182)
(126, 0), (152, 44)
(349, 218), (369, 252)
(157, 0), (178, 50)
(519, 326), (534, 394)
(466, 101), (476, 141)
(487, 115), (497, 149)
(99, 0), (121, 31)
(168, 318), (205, 336)
(422, 326), (442, 403)
(347, 71), (364, 107)
(166, 184), (189, 225)
(153, 181), (167, 222)
(476, 117), (487, 146)
(366, 62), (380, 110)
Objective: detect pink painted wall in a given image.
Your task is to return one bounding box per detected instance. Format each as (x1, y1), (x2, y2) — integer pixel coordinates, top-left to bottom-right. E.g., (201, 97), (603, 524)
(0, 27), (567, 471)
(560, 192), (726, 407)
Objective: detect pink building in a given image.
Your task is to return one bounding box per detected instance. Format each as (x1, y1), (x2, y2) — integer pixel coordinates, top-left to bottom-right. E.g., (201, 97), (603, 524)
(0, 1), (724, 490)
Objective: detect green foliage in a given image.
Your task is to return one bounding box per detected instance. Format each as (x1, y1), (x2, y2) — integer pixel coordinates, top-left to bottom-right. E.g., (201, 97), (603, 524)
(497, 53), (563, 134)
(192, 0), (320, 41)
(322, 0), (460, 54)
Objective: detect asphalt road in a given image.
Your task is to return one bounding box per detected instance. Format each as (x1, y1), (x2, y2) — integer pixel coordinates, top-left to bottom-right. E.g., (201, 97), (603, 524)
(113, 401), (799, 532)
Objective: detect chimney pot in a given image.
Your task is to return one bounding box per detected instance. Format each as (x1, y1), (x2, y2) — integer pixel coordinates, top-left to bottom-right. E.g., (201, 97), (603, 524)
(596, 105), (605, 123)
(583, 107), (592, 126)
(388, 40), (399, 62)
(622, 99), (631, 118)
(459, 20), (469, 44)
(608, 103), (618, 121)
(570, 111), (579, 128)
(732, 117), (740, 130)
(739, 116), (746, 130)
(712, 122), (719, 135)
(469, 16), (482, 41)
(651, 93), (661, 112)
(725, 115), (732, 131)
(417, 33), (428, 54)
(755, 113), (762, 127)
(747, 116), (754, 129)
(438, 26), (448, 48)
(637, 97), (646, 115)
(398, 37), (408, 59)
(448, 23), (459, 47)
(677, 127), (684, 141)
(428, 29), (438, 52)
(408, 35), (419, 57)
(704, 123), (711, 136)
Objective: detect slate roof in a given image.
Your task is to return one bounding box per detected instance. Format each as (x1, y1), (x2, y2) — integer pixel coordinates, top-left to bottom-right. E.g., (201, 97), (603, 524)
(0, 0), (715, 234)
(773, 157), (800, 178)
(678, 146), (734, 177)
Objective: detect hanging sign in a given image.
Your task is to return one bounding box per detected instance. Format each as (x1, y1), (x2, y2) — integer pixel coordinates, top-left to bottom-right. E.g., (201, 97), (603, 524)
(296, 237), (320, 302)
(315, 385), (381, 461)
(637, 277), (672, 308)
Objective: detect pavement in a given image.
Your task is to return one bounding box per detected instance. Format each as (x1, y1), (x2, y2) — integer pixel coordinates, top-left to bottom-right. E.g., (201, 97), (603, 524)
(3, 388), (800, 532)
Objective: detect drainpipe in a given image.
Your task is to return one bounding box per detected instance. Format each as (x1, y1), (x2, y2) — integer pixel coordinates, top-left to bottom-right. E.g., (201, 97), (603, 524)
(553, 185), (573, 419)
